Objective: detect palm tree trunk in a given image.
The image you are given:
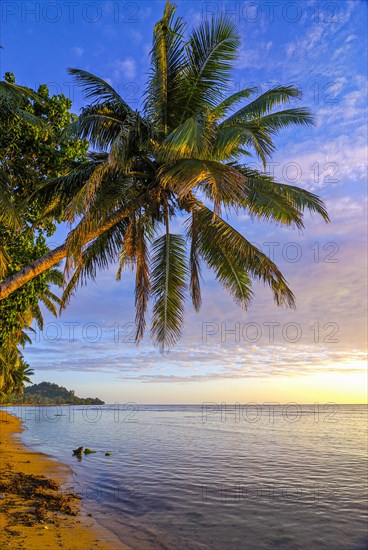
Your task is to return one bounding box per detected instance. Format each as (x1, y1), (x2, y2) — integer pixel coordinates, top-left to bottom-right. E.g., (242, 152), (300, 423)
(0, 207), (131, 301)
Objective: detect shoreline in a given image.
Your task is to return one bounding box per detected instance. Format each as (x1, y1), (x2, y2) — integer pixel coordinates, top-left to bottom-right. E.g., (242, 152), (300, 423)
(0, 411), (128, 549)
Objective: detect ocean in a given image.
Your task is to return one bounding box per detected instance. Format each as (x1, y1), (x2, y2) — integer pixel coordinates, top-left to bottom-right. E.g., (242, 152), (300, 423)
(4, 404), (368, 549)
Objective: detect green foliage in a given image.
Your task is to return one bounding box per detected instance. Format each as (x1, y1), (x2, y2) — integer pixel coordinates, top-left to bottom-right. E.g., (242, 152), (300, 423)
(0, 72), (88, 223)
(0, 231), (50, 346)
(0, 73), (87, 394)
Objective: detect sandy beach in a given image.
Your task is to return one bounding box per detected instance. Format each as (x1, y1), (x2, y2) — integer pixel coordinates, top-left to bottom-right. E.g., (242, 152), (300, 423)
(0, 411), (128, 550)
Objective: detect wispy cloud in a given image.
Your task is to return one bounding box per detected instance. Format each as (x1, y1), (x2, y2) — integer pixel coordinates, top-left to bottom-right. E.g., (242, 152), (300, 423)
(72, 46), (84, 57)
(110, 57), (137, 80)
(235, 40), (273, 69)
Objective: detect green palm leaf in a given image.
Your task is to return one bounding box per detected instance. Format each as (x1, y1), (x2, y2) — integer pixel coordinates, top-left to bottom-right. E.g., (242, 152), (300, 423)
(211, 87), (258, 119)
(150, 233), (188, 351)
(214, 122), (275, 164)
(255, 108), (315, 132)
(160, 112), (213, 160)
(68, 68), (131, 107)
(189, 208), (253, 308)
(235, 168), (330, 225)
(134, 218), (151, 342)
(64, 163), (113, 222)
(159, 158), (246, 215)
(191, 205), (295, 308)
(222, 85), (302, 126)
(182, 17), (240, 119)
(65, 110), (126, 150)
(30, 303), (44, 330)
(144, 1), (187, 134)
(188, 212), (202, 312)
(39, 294), (58, 317)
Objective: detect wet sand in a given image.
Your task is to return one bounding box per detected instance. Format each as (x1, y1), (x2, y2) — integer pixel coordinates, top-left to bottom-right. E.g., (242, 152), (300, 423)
(0, 411), (128, 549)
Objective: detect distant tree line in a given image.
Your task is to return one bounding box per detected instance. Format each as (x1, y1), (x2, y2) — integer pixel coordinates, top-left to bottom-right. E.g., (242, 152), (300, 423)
(0, 381), (104, 405)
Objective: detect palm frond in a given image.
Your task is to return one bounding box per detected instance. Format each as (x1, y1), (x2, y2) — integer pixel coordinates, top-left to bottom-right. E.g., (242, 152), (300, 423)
(68, 68), (132, 107)
(38, 154), (108, 218)
(188, 208), (253, 308)
(160, 111), (215, 160)
(188, 212), (202, 311)
(190, 205), (295, 308)
(64, 163), (112, 222)
(267, 181), (329, 222)
(43, 288), (61, 305)
(61, 222), (127, 310)
(116, 246), (132, 280)
(64, 111), (124, 150)
(30, 303), (44, 330)
(39, 294), (59, 317)
(214, 122), (275, 165)
(44, 268), (63, 287)
(236, 167), (330, 224)
(144, 1), (187, 133)
(150, 233), (188, 351)
(255, 108), (315, 132)
(134, 218), (151, 342)
(63, 104), (148, 156)
(182, 17), (240, 118)
(18, 330), (32, 347)
(212, 87), (258, 119)
(159, 158), (246, 215)
(221, 85), (302, 126)
(63, 177), (144, 270)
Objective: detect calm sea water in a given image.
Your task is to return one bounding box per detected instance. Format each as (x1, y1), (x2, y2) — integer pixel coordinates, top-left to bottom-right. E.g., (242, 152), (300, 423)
(4, 404), (367, 549)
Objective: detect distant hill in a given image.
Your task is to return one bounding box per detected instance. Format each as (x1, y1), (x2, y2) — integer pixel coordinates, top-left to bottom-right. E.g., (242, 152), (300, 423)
(7, 381), (105, 405)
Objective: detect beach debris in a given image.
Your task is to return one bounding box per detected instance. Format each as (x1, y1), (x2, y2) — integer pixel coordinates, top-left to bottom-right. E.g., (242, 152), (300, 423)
(104, 452), (112, 456)
(0, 471), (79, 527)
(72, 446), (83, 458)
(0, 493), (5, 499)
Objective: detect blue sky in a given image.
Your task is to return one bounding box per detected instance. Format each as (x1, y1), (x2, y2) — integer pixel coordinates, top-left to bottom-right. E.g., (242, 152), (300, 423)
(1, 0), (367, 403)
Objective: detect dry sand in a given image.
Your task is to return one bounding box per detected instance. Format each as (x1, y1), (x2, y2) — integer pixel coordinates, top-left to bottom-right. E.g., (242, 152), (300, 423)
(0, 411), (128, 549)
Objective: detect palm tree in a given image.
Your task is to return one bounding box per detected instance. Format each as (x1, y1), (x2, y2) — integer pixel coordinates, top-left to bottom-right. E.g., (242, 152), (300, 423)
(0, 2), (329, 351)
(0, 268), (61, 396)
(13, 362), (34, 395)
(0, 348), (34, 397)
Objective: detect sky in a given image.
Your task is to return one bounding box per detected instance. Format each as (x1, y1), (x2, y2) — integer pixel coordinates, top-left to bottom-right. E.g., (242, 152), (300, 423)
(1, 0), (367, 404)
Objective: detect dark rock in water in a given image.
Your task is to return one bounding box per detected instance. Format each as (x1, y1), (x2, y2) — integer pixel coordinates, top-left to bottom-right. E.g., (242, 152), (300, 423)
(105, 452), (112, 456)
(84, 448), (96, 454)
(72, 446), (83, 458)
